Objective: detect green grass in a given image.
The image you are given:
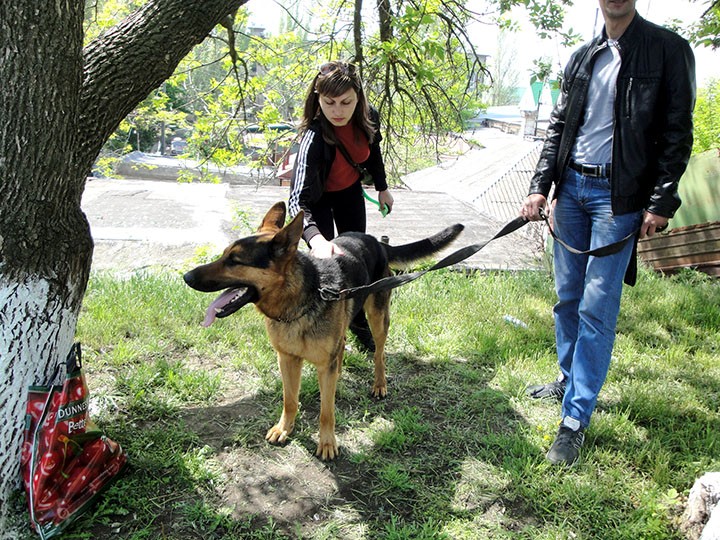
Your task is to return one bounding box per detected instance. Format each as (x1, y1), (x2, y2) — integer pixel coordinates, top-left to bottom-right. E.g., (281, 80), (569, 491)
(10, 266), (718, 539)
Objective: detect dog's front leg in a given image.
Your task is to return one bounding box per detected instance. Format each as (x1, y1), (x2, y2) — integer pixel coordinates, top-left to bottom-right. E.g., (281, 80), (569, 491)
(315, 354), (342, 460)
(266, 353), (302, 445)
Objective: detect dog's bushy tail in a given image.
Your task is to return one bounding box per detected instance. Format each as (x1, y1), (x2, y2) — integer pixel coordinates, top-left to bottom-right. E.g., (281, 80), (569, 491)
(385, 224), (464, 268)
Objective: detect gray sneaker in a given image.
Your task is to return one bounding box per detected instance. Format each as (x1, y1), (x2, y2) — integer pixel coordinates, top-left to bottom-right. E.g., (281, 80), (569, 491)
(526, 376), (566, 401)
(546, 424), (585, 466)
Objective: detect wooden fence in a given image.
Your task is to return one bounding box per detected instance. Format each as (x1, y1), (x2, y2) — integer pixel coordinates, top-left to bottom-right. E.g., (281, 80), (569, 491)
(638, 221), (720, 276)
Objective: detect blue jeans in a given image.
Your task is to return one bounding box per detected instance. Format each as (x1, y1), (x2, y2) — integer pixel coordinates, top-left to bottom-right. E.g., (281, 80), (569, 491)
(552, 168), (642, 427)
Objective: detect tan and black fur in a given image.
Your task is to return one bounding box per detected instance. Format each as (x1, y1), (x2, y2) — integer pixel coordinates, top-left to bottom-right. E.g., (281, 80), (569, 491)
(184, 201), (463, 460)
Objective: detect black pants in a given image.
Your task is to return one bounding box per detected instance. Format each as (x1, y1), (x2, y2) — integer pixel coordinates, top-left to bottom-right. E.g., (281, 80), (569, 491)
(312, 180), (366, 240)
(310, 180), (373, 346)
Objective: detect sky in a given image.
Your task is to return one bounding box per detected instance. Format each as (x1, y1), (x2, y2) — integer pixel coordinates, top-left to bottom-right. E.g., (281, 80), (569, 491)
(247, 0), (719, 87)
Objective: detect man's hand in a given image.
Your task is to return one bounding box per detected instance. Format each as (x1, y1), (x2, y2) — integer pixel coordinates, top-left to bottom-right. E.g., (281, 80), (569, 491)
(640, 211), (669, 239)
(520, 194), (548, 222)
(308, 235), (344, 259)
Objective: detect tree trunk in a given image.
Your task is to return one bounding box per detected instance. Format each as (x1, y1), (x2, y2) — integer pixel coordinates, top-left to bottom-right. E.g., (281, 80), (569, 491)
(0, 6), (90, 532)
(0, 0), (248, 530)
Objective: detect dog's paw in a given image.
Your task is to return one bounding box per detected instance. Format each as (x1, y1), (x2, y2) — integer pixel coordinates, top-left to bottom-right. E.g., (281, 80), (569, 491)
(266, 424), (292, 445)
(371, 384), (388, 399)
(315, 435), (339, 461)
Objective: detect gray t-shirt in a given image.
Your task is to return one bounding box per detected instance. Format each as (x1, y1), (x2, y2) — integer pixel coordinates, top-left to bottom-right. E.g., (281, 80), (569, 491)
(571, 39), (621, 165)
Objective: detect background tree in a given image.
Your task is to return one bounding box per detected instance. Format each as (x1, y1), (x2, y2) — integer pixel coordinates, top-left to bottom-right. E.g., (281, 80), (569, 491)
(689, 0), (720, 48)
(692, 78), (720, 154)
(488, 29), (521, 106)
(91, 0), (577, 183)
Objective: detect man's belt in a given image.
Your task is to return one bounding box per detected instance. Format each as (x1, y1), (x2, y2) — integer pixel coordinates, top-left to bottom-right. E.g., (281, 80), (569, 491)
(568, 160), (610, 178)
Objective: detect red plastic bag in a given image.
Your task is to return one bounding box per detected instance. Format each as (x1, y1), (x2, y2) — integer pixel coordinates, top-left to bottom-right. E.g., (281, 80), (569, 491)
(21, 343), (127, 539)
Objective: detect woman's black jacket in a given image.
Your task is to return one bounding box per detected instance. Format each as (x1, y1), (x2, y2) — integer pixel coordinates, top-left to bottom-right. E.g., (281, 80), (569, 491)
(288, 107), (388, 245)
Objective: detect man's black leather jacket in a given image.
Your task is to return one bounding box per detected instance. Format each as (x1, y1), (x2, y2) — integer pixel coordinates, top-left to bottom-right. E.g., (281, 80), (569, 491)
(530, 13), (696, 219)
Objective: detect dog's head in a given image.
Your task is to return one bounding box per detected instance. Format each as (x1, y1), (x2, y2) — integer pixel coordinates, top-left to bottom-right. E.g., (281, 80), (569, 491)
(183, 201), (304, 326)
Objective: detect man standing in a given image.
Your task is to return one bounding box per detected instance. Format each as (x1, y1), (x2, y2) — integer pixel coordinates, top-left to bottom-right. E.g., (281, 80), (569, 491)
(521, 0), (695, 466)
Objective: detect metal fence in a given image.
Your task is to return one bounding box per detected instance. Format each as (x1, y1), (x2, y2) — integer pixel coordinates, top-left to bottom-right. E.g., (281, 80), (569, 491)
(472, 142), (548, 248)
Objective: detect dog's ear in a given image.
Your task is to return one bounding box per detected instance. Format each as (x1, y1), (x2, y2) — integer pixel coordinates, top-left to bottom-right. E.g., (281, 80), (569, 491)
(258, 201), (287, 233)
(269, 211), (304, 260)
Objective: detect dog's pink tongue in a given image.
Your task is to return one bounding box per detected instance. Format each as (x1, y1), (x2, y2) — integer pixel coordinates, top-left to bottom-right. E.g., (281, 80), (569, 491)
(201, 289), (240, 327)
(202, 308), (218, 327)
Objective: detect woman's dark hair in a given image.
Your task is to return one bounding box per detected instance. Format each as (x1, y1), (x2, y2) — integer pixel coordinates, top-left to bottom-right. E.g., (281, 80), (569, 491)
(298, 61), (376, 145)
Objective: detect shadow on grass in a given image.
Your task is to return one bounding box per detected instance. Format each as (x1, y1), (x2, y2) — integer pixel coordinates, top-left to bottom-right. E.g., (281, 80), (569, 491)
(75, 346), (545, 539)
(597, 363), (720, 474)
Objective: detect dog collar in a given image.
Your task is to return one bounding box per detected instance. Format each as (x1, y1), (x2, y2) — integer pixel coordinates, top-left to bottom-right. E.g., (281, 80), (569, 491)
(271, 304), (315, 324)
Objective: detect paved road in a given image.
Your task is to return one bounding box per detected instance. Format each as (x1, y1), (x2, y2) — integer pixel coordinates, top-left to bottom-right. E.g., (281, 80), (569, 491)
(83, 178), (541, 273)
(82, 128), (543, 273)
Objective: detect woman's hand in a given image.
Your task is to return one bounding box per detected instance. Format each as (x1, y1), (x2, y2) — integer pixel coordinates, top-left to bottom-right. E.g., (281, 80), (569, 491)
(308, 235), (344, 259)
(378, 190), (394, 215)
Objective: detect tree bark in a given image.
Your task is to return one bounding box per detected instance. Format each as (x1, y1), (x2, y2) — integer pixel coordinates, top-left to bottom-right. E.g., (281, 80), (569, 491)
(0, 0), (248, 530)
(353, 0), (364, 65)
(377, 0), (393, 43)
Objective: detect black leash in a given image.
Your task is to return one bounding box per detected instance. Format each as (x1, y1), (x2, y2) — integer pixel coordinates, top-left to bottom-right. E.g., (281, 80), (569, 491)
(319, 215), (528, 301)
(539, 208), (638, 257)
(318, 209), (639, 302)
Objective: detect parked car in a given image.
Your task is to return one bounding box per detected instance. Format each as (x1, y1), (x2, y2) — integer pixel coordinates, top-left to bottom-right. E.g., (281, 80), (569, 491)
(243, 122), (294, 134)
(170, 137), (188, 155)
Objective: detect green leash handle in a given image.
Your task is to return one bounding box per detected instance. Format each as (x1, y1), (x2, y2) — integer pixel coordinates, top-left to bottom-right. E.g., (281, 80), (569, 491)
(362, 189), (389, 217)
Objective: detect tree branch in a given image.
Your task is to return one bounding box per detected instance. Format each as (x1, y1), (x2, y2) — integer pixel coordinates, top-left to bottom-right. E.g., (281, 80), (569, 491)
(353, 0), (364, 65)
(77, 0), (250, 171)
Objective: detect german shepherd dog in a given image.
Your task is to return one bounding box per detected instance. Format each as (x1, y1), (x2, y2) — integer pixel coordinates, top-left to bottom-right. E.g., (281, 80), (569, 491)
(184, 201), (463, 460)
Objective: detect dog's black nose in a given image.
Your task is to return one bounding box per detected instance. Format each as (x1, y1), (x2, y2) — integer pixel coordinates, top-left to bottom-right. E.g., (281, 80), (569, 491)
(183, 269), (223, 293)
